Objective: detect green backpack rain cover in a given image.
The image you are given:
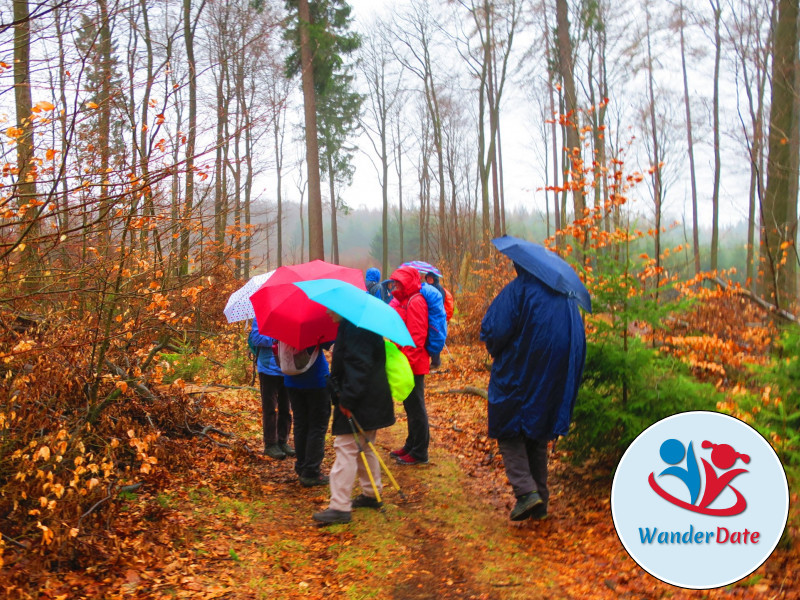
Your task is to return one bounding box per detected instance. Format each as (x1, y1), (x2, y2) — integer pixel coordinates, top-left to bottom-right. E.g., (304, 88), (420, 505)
(384, 340), (414, 403)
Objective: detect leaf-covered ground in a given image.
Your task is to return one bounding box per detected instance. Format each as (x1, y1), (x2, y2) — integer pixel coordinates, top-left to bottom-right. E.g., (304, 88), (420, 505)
(20, 345), (800, 600)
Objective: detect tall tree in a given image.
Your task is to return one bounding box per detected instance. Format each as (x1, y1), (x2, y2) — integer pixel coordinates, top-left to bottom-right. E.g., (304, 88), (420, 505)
(675, 0), (701, 274)
(726, 0), (775, 290)
(11, 0), (39, 278)
(708, 0), (723, 271)
(761, 0), (799, 307)
(394, 0), (447, 262)
(555, 0), (584, 261)
(360, 23), (403, 276)
(318, 72), (361, 264)
(181, 0), (206, 276)
(285, 0), (360, 262)
(458, 0), (520, 245)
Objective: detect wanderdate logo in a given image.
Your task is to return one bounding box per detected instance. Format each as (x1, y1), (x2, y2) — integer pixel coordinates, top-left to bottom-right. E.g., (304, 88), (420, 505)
(648, 438), (750, 516)
(611, 411), (789, 589)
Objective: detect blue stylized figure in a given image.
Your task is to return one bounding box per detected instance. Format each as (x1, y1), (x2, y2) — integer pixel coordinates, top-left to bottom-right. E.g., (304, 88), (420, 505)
(658, 439), (701, 505)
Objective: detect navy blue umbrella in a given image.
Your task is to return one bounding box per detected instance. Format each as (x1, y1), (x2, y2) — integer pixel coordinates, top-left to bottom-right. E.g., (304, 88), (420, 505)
(492, 235), (592, 313)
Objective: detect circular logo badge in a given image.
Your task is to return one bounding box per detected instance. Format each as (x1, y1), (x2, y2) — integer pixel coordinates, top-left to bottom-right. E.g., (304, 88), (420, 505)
(611, 411), (789, 589)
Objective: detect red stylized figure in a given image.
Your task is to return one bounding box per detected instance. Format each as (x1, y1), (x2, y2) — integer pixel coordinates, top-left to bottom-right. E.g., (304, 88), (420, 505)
(697, 441), (750, 513)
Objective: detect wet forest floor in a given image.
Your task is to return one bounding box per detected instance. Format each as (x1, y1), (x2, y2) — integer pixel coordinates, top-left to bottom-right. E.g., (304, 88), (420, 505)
(18, 346), (800, 600)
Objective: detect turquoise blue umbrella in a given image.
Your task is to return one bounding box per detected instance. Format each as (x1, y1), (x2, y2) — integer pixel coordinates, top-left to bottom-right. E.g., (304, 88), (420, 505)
(292, 279), (415, 348)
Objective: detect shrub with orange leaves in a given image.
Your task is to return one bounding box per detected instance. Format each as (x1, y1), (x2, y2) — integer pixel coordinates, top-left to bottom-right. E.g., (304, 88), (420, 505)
(0, 239), (247, 582)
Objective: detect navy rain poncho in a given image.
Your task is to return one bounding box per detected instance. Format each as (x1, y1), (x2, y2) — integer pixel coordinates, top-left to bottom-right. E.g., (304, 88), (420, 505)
(480, 266), (586, 441)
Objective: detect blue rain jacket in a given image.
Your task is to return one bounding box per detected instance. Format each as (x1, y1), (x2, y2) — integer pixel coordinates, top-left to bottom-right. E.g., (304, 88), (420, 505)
(365, 268), (383, 300)
(420, 283), (447, 354)
(480, 268), (586, 440)
(249, 317), (282, 377)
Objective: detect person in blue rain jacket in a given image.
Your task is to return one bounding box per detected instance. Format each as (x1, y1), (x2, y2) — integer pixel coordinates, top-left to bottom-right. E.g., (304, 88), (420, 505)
(480, 264), (586, 521)
(249, 317), (294, 460)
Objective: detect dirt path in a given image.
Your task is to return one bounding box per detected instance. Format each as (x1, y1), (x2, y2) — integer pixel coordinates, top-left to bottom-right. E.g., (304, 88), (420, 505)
(81, 363), (798, 600)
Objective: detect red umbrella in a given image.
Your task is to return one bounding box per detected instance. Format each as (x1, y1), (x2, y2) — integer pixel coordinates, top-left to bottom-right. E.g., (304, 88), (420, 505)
(249, 260), (366, 349)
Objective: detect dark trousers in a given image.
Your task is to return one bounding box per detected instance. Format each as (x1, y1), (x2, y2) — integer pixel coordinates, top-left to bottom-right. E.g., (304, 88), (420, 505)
(497, 435), (549, 505)
(258, 372), (291, 448)
(402, 374), (429, 461)
(287, 387), (331, 479)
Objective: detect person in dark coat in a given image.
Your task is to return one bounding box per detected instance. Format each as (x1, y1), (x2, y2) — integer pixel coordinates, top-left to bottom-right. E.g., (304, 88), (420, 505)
(249, 317), (293, 460)
(312, 313), (395, 525)
(480, 264), (586, 521)
(284, 345), (332, 487)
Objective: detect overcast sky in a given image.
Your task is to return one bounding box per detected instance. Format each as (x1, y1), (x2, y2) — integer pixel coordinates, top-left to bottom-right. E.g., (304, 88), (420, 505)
(251, 0), (757, 236)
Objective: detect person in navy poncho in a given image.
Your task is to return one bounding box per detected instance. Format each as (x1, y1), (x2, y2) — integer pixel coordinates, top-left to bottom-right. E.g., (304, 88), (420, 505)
(480, 264), (586, 521)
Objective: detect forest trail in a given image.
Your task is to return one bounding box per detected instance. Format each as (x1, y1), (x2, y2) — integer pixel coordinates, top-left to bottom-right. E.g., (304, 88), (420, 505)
(29, 348), (798, 600)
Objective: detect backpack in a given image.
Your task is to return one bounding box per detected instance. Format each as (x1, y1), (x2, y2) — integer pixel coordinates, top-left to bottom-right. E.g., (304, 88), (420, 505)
(247, 331), (260, 359)
(418, 284), (447, 354)
(272, 340), (320, 376)
(247, 331), (260, 385)
(384, 340), (414, 402)
(443, 287), (454, 322)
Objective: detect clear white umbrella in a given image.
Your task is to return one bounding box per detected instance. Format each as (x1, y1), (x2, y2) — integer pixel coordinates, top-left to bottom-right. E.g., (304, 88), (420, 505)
(223, 270), (275, 323)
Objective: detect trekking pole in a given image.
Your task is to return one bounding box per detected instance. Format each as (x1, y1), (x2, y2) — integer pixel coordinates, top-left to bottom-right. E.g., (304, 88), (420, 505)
(347, 417), (382, 504)
(350, 415), (406, 501)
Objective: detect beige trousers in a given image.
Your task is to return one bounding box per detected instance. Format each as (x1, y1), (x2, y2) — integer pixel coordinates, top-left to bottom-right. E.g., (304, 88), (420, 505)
(328, 430), (382, 511)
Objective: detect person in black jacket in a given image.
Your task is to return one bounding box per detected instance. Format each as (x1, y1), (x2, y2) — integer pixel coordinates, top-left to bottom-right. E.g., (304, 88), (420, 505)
(312, 312), (395, 525)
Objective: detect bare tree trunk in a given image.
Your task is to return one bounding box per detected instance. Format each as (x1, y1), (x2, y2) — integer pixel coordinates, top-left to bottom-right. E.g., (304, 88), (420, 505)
(12, 0), (39, 278)
(680, 0), (701, 274)
(97, 0), (112, 250)
(542, 0), (561, 238)
(214, 47), (228, 257)
(298, 0), (325, 261)
(555, 0), (584, 261)
(645, 4), (663, 285)
(181, 0), (203, 276)
(487, 33), (501, 239)
(709, 0), (722, 271)
(761, 0), (799, 306)
(328, 154), (339, 264)
(274, 116), (284, 268)
(394, 117), (405, 264)
(244, 93), (253, 280)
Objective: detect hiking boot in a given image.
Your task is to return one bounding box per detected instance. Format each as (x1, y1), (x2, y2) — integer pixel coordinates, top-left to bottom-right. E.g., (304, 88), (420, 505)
(510, 491), (543, 521)
(264, 444), (287, 460)
(389, 447), (409, 459)
(394, 453), (428, 465)
(279, 441), (296, 457)
(299, 474), (330, 487)
(312, 508), (351, 525)
(530, 503), (548, 520)
(351, 494), (383, 510)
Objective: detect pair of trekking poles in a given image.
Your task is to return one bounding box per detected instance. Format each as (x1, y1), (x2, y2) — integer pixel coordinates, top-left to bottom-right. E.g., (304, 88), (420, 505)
(346, 415), (406, 504)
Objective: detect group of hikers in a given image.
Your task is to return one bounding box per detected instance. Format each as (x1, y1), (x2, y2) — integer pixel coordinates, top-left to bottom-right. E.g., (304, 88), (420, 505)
(248, 257), (586, 526)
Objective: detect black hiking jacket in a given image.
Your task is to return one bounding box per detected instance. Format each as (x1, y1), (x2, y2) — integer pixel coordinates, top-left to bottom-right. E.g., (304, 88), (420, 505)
(328, 319), (395, 436)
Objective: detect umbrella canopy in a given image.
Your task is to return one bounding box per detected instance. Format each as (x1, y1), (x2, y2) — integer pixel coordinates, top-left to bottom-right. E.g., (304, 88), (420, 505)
(223, 270), (275, 323)
(492, 235), (592, 313)
(265, 259), (366, 289)
(293, 279), (415, 348)
(249, 260), (366, 349)
(401, 260), (442, 278)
